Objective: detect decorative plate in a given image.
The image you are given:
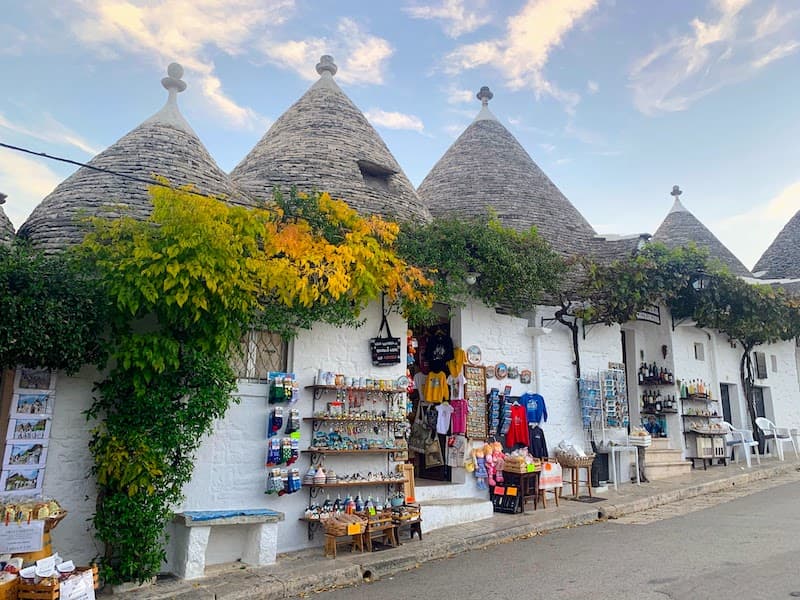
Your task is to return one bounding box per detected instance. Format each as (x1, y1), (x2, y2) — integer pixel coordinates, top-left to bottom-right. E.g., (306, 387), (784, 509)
(396, 375), (410, 389)
(485, 365), (496, 379)
(508, 366), (519, 379)
(466, 345), (482, 366)
(494, 362), (508, 379)
(520, 369), (532, 384)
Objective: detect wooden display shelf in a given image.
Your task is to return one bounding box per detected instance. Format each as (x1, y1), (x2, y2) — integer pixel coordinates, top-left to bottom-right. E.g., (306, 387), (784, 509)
(641, 409), (678, 415)
(639, 379), (675, 386)
(303, 448), (397, 455)
(304, 416), (406, 423)
(303, 480), (403, 488)
(681, 414), (722, 419)
(681, 393), (713, 401)
(305, 385), (407, 393)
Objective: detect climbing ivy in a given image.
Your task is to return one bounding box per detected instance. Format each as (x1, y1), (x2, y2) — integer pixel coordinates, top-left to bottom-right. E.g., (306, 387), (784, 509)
(81, 184), (431, 584)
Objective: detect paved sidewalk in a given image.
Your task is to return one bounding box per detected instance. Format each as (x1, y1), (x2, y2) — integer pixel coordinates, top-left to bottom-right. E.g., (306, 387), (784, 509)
(100, 458), (800, 599)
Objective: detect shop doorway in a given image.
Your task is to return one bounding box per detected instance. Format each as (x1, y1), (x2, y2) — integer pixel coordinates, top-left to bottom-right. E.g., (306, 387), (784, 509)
(720, 384), (733, 424)
(409, 307), (453, 483)
(752, 386), (766, 419)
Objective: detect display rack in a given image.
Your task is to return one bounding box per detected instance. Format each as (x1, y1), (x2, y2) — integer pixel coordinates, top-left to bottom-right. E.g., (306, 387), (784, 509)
(300, 384), (407, 540)
(680, 392), (727, 469)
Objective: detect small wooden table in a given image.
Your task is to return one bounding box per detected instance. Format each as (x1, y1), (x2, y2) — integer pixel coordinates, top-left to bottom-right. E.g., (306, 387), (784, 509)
(394, 517), (422, 543)
(364, 521), (398, 552)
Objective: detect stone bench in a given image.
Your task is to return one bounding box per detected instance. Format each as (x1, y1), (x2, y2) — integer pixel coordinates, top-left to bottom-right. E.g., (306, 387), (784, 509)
(172, 509), (284, 579)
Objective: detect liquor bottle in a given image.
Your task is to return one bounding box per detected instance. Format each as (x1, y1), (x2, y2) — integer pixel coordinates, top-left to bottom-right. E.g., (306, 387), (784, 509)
(668, 370), (674, 384)
(655, 399), (662, 413)
(638, 365), (644, 385)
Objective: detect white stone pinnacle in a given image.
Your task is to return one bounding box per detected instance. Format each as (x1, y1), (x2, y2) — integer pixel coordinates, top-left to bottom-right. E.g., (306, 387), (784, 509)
(316, 55), (338, 77)
(474, 85), (497, 122)
(145, 62), (195, 135)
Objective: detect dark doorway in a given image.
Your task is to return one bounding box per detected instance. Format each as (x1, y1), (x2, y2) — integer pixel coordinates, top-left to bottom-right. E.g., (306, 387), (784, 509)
(720, 384), (732, 424)
(752, 386), (766, 419)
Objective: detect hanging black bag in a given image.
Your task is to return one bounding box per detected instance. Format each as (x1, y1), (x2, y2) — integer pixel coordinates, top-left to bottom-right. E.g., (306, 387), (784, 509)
(369, 294), (401, 366)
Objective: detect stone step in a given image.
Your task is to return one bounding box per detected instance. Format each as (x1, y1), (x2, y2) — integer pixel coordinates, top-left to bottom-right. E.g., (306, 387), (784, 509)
(646, 461), (692, 481)
(417, 497), (494, 533)
(646, 448), (685, 465)
(649, 437), (673, 450)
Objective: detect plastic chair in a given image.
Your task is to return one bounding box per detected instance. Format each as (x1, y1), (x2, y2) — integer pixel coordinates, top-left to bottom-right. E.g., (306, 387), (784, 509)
(722, 421), (761, 468)
(755, 417), (799, 461)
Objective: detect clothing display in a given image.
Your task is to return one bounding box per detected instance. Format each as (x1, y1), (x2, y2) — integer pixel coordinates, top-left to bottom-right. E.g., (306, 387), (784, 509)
(424, 371), (449, 404)
(425, 330), (454, 373)
(521, 392), (548, 424)
(504, 403), (530, 448)
(450, 398), (468, 435)
(447, 372), (466, 400)
(413, 371), (428, 402)
(529, 424), (549, 459)
(435, 402), (454, 435)
(446, 347), (466, 378)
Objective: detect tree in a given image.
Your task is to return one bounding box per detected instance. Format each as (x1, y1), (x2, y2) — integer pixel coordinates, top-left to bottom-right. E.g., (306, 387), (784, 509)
(81, 184), (432, 584)
(670, 271), (800, 440)
(396, 214), (566, 325)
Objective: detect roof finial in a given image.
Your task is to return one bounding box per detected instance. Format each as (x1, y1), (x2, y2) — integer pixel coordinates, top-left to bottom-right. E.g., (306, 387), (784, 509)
(0, 193), (6, 205)
(671, 185), (682, 200)
(161, 62), (187, 94)
(316, 55), (338, 77)
(477, 86), (493, 107)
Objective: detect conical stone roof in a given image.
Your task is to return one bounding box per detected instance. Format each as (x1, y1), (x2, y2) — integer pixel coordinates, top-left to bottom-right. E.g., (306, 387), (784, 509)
(753, 210), (800, 279)
(652, 187), (751, 277)
(417, 87), (597, 255)
(231, 55), (430, 223)
(0, 198), (14, 245)
(19, 63), (249, 253)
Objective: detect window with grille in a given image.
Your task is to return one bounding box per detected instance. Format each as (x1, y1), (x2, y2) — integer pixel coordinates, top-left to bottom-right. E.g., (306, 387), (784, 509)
(232, 330), (287, 381)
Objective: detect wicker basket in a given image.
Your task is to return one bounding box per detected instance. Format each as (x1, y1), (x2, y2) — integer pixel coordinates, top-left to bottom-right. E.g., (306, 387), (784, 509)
(43, 512), (67, 533)
(321, 516), (366, 537)
(0, 577), (18, 600)
(554, 453), (595, 468)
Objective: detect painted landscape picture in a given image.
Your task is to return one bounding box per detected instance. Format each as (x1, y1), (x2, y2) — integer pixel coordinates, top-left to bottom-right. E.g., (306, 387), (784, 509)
(12, 393), (53, 417)
(3, 443), (47, 467)
(7, 418), (50, 441)
(0, 468), (44, 493)
(15, 368), (54, 391)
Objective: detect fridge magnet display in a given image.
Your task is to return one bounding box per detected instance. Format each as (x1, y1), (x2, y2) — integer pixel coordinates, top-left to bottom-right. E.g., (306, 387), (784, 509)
(494, 363), (508, 379)
(466, 345), (482, 366)
(7, 418), (51, 441)
(14, 368), (55, 391)
(0, 467), (45, 494)
(3, 442), (47, 468)
(11, 393), (53, 418)
(520, 370), (532, 385)
(485, 365), (496, 379)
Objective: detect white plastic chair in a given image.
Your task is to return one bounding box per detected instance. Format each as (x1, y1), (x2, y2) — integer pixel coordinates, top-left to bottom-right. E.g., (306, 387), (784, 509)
(722, 421), (760, 468)
(755, 417), (799, 461)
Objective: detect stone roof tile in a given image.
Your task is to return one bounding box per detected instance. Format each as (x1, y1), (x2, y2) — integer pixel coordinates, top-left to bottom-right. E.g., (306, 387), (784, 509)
(753, 210), (800, 279)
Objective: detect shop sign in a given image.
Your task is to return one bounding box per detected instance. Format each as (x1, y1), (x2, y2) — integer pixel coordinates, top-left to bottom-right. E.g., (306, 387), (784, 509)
(370, 337), (401, 366)
(635, 304), (661, 325)
(0, 519), (44, 554)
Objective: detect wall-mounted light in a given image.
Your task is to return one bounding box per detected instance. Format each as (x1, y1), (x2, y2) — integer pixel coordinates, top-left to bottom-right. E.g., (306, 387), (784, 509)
(465, 272), (480, 286)
(692, 271), (711, 291)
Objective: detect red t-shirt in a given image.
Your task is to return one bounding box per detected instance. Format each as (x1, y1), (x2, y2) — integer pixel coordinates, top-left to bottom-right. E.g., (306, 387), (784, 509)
(450, 399), (468, 435)
(505, 403), (530, 447)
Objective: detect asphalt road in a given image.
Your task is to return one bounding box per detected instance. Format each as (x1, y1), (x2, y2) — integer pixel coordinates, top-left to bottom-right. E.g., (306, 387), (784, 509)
(312, 477), (800, 600)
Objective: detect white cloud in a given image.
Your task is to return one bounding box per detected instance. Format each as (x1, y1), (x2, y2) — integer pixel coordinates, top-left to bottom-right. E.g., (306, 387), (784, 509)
(69, 0), (294, 129)
(0, 112), (101, 155)
(446, 86), (475, 104)
(364, 109), (425, 132)
(630, 1), (800, 115)
(259, 18), (393, 85)
(443, 0), (599, 112)
(539, 143), (556, 153)
(587, 80), (599, 94)
(715, 180), (800, 269)
(0, 24), (27, 56)
(0, 149), (63, 228)
(404, 0), (491, 38)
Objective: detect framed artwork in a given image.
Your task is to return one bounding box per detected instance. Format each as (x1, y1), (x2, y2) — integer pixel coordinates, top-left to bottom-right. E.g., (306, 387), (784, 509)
(14, 368), (55, 392)
(485, 365), (496, 379)
(495, 363), (508, 380)
(520, 370), (532, 385)
(466, 345), (482, 366)
(3, 442), (48, 468)
(508, 366), (519, 379)
(7, 418), (51, 441)
(11, 393), (54, 418)
(0, 468), (45, 495)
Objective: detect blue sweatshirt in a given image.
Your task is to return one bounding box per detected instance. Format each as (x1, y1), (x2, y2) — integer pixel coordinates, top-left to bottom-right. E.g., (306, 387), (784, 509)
(521, 392), (547, 424)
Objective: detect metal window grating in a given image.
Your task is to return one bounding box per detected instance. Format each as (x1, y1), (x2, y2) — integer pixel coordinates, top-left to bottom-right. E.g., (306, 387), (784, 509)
(232, 330), (287, 381)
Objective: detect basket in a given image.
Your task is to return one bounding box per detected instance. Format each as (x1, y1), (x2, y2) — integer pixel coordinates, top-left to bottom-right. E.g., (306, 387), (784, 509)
(17, 565), (98, 600)
(43, 512), (67, 533)
(321, 516), (366, 537)
(554, 453), (595, 468)
(0, 577), (18, 600)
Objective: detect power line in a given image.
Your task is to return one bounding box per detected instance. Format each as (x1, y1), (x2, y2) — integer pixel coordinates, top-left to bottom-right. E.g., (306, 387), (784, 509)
(0, 141), (230, 203)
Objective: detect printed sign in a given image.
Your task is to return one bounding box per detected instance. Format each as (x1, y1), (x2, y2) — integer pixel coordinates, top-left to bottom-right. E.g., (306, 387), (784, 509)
(370, 337), (402, 366)
(0, 520), (44, 554)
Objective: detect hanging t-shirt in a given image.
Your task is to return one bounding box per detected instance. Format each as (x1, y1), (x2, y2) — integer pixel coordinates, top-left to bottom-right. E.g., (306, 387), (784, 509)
(424, 371), (449, 404)
(425, 332), (454, 373)
(505, 403), (530, 448)
(450, 399), (469, 435)
(521, 392), (548, 424)
(435, 402), (454, 435)
(447, 372), (467, 400)
(446, 347), (466, 378)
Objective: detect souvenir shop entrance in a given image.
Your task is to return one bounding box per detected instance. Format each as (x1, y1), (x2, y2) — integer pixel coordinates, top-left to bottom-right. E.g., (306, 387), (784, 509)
(408, 310), (455, 483)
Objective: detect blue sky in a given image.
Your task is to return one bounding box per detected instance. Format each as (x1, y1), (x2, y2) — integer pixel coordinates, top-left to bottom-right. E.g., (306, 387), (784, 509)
(1, 0), (799, 269)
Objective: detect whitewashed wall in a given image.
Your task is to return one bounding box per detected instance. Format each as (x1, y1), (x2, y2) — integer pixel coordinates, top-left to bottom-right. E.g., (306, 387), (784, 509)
(42, 366), (101, 565)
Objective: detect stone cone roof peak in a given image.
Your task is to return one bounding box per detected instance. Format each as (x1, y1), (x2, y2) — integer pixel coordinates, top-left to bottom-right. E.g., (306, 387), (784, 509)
(652, 187), (751, 277)
(418, 98), (596, 256)
(753, 209), (800, 279)
(19, 62), (250, 252)
(230, 56), (430, 222)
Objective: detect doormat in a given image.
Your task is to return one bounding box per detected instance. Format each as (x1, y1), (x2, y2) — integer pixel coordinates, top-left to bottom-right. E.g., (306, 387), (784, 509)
(568, 496), (605, 503)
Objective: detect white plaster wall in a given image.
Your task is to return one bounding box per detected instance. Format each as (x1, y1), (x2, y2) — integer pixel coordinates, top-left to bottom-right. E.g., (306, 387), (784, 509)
(757, 339), (800, 428)
(42, 366), (102, 565)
